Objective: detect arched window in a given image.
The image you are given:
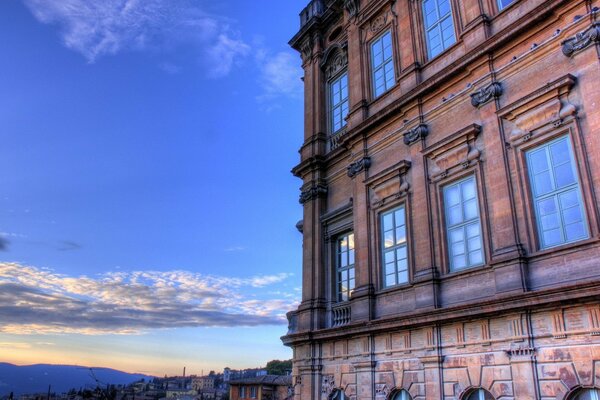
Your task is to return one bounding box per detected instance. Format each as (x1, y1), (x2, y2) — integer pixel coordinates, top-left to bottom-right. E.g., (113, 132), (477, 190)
(463, 388), (495, 400)
(568, 388), (600, 400)
(392, 390), (413, 400)
(330, 389), (346, 400)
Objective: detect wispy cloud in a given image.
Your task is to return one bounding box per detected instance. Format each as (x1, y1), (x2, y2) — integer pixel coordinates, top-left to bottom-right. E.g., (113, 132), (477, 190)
(0, 263), (298, 335)
(255, 50), (303, 111)
(22, 0), (251, 78)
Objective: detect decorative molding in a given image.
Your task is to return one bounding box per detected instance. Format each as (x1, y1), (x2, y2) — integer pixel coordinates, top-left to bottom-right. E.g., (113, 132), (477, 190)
(374, 384), (389, 398)
(498, 74), (577, 145)
(505, 346), (536, 361)
(589, 306), (600, 336)
(470, 82), (503, 108)
(364, 160), (411, 209)
(369, 12), (389, 33)
(422, 124), (482, 181)
(299, 183), (328, 204)
(321, 44), (348, 79)
(403, 123), (429, 146)
(347, 157), (371, 178)
(321, 375), (335, 398)
(344, 0), (359, 17)
(300, 36), (314, 63)
(562, 23), (600, 57)
(552, 310), (567, 339)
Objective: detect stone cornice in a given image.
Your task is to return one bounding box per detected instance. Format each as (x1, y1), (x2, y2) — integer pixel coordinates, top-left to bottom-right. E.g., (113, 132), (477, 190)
(292, 155), (327, 178)
(281, 279), (600, 346)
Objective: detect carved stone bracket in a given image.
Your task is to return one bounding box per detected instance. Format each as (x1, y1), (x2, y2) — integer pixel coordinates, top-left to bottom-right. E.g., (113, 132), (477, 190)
(422, 124), (482, 181)
(470, 82), (503, 108)
(300, 36), (314, 63)
(299, 183), (328, 204)
(403, 123), (429, 146)
(562, 23), (600, 57)
(344, 0), (359, 17)
(347, 157), (371, 178)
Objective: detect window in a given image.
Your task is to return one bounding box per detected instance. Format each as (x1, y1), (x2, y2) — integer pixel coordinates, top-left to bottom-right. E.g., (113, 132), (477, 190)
(444, 176), (484, 271)
(497, 0), (514, 10)
(526, 136), (588, 249)
(330, 390), (346, 400)
(330, 72), (349, 133)
(336, 233), (355, 301)
(371, 30), (395, 98)
(381, 206), (408, 287)
(240, 387), (246, 398)
(250, 387), (257, 399)
(392, 390), (413, 400)
(464, 389), (495, 400)
(422, 0), (456, 59)
(568, 388), (600, 400)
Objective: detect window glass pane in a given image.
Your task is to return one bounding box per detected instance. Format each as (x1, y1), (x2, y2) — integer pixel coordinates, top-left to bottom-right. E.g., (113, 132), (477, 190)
(469, 249), (483, 266)
(386, 274), (396, 287)
(450, 227), (464, 243)
(395, 226), (406, 244)
(453, 254), (466, 269)
(529, 148), (549, 174)
(397, 270), (408, 284)
(383, 212), (393, 230)
(396, 246), (407, 260)
(533, 171), (554, 196)
(463, 199), (478, 220)
(423, 0), (437, 27)
(565, 221), (586, 242)
(543, 228), (562, 247)
(498, 0), (513, 9)
(554, 162), (576, 188)
(550, 138), (570, 165)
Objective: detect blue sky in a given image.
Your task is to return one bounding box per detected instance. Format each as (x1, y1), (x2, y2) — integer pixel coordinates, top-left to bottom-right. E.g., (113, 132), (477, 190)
(0, 0), (306, 376)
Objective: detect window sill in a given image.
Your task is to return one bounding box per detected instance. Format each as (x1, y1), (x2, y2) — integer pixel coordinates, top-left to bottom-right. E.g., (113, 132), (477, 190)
(439, 263), (492, 280)
(527, 236), (599, 262)
(375, 282), (413, 296)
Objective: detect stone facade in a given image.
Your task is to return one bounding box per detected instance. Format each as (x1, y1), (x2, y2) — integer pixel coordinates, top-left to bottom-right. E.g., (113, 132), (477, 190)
(283, 0), (600, 399)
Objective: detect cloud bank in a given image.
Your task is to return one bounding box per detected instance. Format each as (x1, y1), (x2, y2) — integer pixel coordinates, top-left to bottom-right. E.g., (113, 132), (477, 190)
(22, 0), (249, 77)
(0, 263), (297, 335)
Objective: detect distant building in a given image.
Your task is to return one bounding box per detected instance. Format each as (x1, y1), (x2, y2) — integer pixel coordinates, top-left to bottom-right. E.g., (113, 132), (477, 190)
(193, 376), (216, 391)
(229, 376), (292, 400)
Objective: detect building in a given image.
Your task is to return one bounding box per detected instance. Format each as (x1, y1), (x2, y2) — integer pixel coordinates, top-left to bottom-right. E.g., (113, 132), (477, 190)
(193, 376), (217, 391)
(282, 0), (600, 399)
(230, 376), (293, 400)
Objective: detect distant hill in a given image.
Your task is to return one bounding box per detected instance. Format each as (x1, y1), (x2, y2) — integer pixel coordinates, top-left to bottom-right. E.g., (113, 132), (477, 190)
(0, 363), (154, 396)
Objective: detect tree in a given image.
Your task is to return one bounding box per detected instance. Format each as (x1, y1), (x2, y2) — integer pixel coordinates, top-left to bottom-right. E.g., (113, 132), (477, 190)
(265, 360), (292, 375)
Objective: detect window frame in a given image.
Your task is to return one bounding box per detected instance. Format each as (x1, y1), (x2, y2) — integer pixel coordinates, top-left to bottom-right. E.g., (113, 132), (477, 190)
(515, 127), (597, 255)
(328, 70), (349, 135)
(567, 387), (600, 400)
(379, 203), (411, 288)
(442, 174), (486, 272)
(391, 390), (413, 400)
(369, 29), (396, 99)
(335, 231), (356, 302)
(250, 387), (257, 399)
(240, 387), (246, 399)
(525, 134), (589, 250)
(496, 0), (516, 12)
(462, 388), (495, 400)
(421, 0), (458, 60)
